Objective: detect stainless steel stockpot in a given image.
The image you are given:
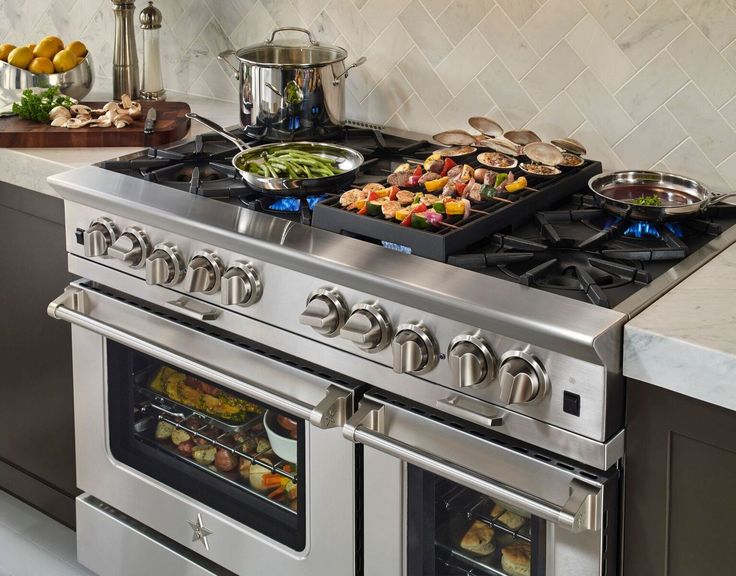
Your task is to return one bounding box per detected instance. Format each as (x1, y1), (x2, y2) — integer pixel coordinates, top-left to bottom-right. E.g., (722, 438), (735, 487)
(219, 27), (365, 136)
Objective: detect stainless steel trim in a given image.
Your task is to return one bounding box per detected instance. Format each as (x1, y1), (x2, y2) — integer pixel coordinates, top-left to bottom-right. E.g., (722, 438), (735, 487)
(165, 296), (221, 321)
(436, 394), (504, 427)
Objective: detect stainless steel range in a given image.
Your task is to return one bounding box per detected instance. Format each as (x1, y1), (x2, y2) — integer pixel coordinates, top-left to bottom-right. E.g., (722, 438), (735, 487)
(47, 124), (736, 576)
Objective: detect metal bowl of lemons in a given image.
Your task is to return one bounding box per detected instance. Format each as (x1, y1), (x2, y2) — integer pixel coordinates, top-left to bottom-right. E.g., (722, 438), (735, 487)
(0, 37), (94, 101)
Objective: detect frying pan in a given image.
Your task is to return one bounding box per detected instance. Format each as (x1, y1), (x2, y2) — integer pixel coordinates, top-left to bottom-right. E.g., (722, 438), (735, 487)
(186, 113), (363, 197)
(588, 171), (736, 222)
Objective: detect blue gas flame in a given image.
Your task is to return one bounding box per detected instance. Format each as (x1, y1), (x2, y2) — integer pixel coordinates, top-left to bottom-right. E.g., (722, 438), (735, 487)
(268, 195), (326, 212)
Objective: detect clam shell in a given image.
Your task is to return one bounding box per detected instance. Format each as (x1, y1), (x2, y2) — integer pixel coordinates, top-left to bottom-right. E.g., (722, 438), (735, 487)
(479, 136), (522, 156)
(435, 145), (477, 157)
(560, 153), (584, 167)
(551, 138), (586, 156)
(523, 142), (564, 166)
(520, 163), (561, 177)
(504, 130), (541, 146)
(477, 152), (518, 169)
(433, 129), (479, 146)
(468, 116), (504, 138)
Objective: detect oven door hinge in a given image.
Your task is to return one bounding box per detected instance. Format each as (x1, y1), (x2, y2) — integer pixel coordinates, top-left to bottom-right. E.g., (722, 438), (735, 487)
(310, 385), (353, 429)
(48, 286), (88, 318)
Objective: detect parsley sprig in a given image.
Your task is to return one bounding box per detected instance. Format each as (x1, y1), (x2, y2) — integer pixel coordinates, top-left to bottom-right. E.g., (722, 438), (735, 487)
(12, 86), (73, 122)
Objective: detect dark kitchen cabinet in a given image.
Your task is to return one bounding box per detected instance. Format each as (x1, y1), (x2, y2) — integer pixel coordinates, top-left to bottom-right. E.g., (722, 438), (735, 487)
(624, 379), (736, 575)
(0, 183), (78, 527)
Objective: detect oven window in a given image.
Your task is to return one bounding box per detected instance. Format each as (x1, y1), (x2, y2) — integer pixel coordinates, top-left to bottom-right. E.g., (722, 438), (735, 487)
(106, 341), (306, 551)
(407, 465), (545, 576)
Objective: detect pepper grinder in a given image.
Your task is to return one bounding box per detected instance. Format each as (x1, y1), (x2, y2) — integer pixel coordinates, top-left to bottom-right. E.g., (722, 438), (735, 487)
(111, 0), (139, 99)
(139, 1), (165, 100)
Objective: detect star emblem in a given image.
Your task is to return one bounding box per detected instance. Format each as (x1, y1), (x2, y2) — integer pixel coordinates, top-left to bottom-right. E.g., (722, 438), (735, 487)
(187, 514), (213, 551)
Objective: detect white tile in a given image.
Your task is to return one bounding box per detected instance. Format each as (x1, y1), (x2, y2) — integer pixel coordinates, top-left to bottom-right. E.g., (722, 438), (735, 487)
(578, 0), (637, 37)
(419, 0), (448, 14)
(613, 107), (687, 168)
(399, 0), (453, 66)
(230, 2), (278, 48)
(360, 67), (413, 125)
(437, 0), (495, 45)
(669, 25), (736, 108)
(525, 92), (586, 142)
(615, 51), (688, 123)
(664, 138), (731, 194)
(361, 0), (412, 35)
(567, 70), (634, 145)
(477, 6), (540, 80)
(495, 0), (541, 26)
(570, 122), (627, 170)
(200, 18), (234, 59)
(204, 0), (252, 37)
(567, 15), (636, 93)
(666, 83), (736, 165)
(522, 0), (585, 56)
(291, 0), (332, 25)
(308, 10), (342, 44)
(343, 63), (375, 102)
(325, 0), (374, 55)
(628, 0), (657, 11)
(260, 0), (308, 30)
(198, 58), (237, 102)
(476, 58), (539, 127)
(396, 93), (442, 134)
(721, 96), (736, 131)
(675, 0), (736, 50)
(435, 79), (495, 130)
(520, 41), (585, 108)
(436, 28), (494, 95)
(397, 46), (453, 114)
(362, 19), (414, 85)
(717, 152), (736, 189)
(616, 0), (689, 67)
(172, 1), (213, 49)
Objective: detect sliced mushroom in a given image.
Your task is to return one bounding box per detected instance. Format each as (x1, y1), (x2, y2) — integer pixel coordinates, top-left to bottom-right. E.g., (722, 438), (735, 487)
(48, 106), (71, 121)
(113, 114), (133, 128)
(125, 101), (142, 118)
(70, 104), (92, 117)
(121, 94), (133, 108)
(93, 116), (112, 128)
(50, 116), (69, 127)
(62, 117), (97, 129)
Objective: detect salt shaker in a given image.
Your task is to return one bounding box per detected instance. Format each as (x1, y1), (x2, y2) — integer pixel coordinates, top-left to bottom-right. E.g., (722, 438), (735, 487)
(139, 1), (165, 100)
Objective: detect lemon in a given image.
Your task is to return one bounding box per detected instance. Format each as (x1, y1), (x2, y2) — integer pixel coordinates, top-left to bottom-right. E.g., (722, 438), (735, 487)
(33, 39), (60, 59)
(26, 43), (36, 52)
(41, 35), (64, 53)
(65, 40), (87, 58)
(7, 46), (33, 69)
(52, 49), (77, 73)
(28, 57), (54, 74)
(0, 44), (15, 62)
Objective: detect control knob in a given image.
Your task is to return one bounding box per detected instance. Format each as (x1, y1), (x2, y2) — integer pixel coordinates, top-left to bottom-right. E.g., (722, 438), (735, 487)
(447, 335), (496, 388)
(83, 217), (118, 257)
(340, 303), (392, 353)
(392, 324), (439, 375)
(107, 226), (151, 268)
(145, 242), (185, 286)
(497, 352), (549, 405)
(183, 250), (224, 294)
(298, 288), (348, 337)
(221, 262), (262, 307)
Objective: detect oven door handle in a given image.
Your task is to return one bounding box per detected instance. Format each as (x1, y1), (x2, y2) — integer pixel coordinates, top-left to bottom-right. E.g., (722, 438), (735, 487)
(48, 287), (350, 429)
(344, 401), (602, 533)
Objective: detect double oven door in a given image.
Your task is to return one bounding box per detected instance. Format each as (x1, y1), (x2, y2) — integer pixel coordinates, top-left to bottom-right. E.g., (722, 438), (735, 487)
(49, 280), (359, 576)
(346, 391), (620, 576)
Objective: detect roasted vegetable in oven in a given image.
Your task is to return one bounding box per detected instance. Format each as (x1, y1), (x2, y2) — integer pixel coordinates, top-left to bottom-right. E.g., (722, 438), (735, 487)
(239, 457), (252, 480)
(249, 458), (273, 491)
(177, 440), (194, 456)
(192, 444), (217, 465)
(171, 428), (191, 445)
(256, 437), (271, 454)
(155, 421), (175, 440)
(214, 447), (238, 472)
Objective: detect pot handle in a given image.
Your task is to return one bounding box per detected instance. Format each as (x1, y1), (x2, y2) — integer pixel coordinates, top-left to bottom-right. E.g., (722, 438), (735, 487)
(332, 56), (367, 86)
(266, 27), (319, 46)
(707, 192), (736, 207)
(185, 113), (249, 151)
(217, 49), (239, 79)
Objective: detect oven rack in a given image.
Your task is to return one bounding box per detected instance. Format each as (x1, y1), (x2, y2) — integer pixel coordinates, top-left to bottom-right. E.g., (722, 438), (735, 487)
(436, 542), (510, 576)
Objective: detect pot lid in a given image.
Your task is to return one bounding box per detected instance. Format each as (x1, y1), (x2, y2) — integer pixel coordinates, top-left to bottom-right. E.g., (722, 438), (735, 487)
(235, 27), (348, 68)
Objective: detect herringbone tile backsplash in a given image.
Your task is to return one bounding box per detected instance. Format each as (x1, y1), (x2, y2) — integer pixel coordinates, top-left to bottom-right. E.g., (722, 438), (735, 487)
(3, 0), (736, 193)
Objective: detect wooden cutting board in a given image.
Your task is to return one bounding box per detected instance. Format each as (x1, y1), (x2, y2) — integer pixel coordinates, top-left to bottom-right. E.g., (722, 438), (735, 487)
(0, 100), (191, 147)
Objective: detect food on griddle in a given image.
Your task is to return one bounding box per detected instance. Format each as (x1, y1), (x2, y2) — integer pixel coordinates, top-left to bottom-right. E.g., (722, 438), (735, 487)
(460, 520), (495, 556)
(519, 163), (560, 177)
(362, 182), (385, 193)
(214, 447), (239, 472)
(276, 415), (299, 440)
(478, 151), (518, 169)
(192, 443), (217, 465)
(154, 421), (175, 440)
(171, 428), (191, 445)
(436, 145), (476, 157)
(630, 194), (663, 206)
(235, 148), (344, 179)
(148, 366), (262, 423)
(249, 458), (273, 491)
(559, 152), (584, 167)
(501, 541), (532, 576)
(505, 176), (528, 193)
(490, 502), (527, 530)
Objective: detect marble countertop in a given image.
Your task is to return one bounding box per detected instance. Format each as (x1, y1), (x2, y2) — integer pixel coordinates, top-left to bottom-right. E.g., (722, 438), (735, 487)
(624, 242), (736, 410)
(0, 91), (237, 197)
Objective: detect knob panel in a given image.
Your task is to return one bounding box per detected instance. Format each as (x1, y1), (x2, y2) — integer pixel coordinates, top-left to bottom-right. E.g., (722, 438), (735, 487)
(221, 262), (262, 307)
(392, 323), (439, 375)
(145, 242), (185, 287)
(340, 303), (392, 353)
(447, 335), (496, 388)
(298, 288), (348, 337)
(107, 226), (151, 268)
(83, 217), (118, 258)
(184, 249), (224, 295)
(497, 351), (549, 406)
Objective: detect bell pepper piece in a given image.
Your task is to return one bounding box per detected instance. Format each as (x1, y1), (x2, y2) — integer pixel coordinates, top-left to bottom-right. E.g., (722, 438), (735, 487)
(412, 165), (423, 179)
(366, 191), (378, 202)
(445, 201), (465, 216)
(439, 157), (457, 177)
(411, 212), (430, 229)
(505, 176), (528, 193)
(454, 181), (467, 196)
(388, 186), (399, 201)
(494, 173), (508, 189)
(357, 204), (368, 215)
(373, 187), (391, 198)
(412, 193), (423, 204)
(433, 201), (446, 214)
(424, 176), (449, 193)
(395, 208), (411, 221)
(479, 185), (496, 200)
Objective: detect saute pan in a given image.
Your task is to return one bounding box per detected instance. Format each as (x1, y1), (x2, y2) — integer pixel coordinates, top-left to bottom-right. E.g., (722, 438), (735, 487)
(187, 112), (363, 197)
(588, 171), (736, 222)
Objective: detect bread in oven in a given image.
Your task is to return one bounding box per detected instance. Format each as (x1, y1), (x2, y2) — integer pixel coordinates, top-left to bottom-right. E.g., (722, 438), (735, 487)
(460, 520), (495, 556)
(501, 541), (531, 576)
(490, 502), (526, 531)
